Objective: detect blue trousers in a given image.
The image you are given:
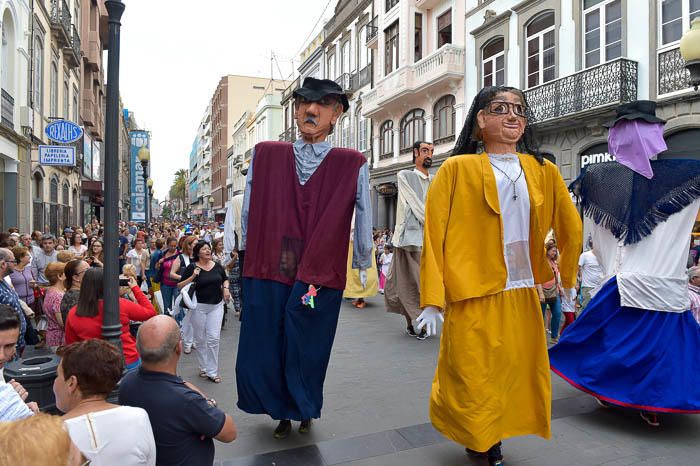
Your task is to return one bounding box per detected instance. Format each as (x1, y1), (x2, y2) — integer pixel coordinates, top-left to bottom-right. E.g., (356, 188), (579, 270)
(236, 278), (343, 421)
(542, 297), (562, 339)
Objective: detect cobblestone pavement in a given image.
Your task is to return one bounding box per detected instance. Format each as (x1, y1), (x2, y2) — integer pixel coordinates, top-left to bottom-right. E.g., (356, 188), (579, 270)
(175, 294), (700, 465)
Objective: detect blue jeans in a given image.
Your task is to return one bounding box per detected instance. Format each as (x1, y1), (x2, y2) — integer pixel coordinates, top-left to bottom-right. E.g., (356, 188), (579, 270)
(160, 285), (178, 317)
(541, 297), (562, 339)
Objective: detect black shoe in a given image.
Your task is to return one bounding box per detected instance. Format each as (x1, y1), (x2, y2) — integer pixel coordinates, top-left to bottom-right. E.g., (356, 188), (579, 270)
(298, 419), (312, 434)
(416, 329), (428, 340)
(406, 325), (418, 337)
(273, 420), (292, 439)
(465, 447), (486, 458)
(487, 442), (504, 466)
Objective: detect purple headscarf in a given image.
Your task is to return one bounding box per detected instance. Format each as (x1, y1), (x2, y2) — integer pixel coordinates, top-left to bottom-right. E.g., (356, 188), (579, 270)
(608, 120), (667, 179)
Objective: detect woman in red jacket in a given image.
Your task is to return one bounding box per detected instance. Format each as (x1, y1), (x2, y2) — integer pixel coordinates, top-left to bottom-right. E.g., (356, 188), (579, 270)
(65, 267), (156, 371)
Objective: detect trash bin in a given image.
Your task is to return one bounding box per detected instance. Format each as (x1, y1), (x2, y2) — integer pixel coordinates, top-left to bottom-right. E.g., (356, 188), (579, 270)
(3, 354), (60, 413)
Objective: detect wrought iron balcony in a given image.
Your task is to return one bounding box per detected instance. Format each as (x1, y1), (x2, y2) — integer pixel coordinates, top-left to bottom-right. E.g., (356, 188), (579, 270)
(281, 76), (300, 104)
(279, 126), (297, 143)
(63, 24), (81, 69)
(1, 89), (14, 129)
(50, 0), (72, 47)
(366, 16), (378, 47)
(335, 73), (354, 93)
(658, 47), (693, 96)
(524, 58), (638, 125)
(354, 63), (372, 89)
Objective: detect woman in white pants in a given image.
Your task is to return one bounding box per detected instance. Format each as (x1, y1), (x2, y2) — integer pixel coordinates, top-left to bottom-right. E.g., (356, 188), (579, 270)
(170, 236), (196, 352)
(178, 240), (230, 383)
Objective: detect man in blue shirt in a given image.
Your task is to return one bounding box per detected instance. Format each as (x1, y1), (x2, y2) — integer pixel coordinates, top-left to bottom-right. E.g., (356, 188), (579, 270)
(119, 316), (237, 466)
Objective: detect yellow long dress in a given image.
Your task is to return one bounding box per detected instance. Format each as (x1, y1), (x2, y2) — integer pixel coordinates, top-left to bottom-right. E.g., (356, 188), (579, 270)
(421, 153), (582, 452)
(343, 242), (379, 299)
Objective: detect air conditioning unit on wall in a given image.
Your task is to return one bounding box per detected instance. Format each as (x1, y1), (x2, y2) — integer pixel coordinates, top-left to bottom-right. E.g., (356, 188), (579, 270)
(20, 106), (34, 128)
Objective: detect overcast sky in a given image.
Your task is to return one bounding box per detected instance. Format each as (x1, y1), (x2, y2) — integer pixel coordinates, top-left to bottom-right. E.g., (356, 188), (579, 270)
(119, 0), (333, 200)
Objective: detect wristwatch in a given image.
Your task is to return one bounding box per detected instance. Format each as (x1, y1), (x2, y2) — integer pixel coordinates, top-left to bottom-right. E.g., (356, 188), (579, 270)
(207, 398), (217, 407)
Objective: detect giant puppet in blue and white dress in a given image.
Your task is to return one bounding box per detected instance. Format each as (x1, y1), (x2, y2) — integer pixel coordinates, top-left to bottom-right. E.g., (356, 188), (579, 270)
(549, 101), (700, 417)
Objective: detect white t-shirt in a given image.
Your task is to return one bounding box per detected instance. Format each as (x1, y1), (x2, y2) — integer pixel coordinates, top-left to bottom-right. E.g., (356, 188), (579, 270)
(68, 245), (88, 256)
(126, 249), (147, 276)
(489, 154), (534, 290)
(64, 406), (156, 466)
(578, 250), (603, 288)
(561, 287), (577, 313)
(380, 252), (393, 276)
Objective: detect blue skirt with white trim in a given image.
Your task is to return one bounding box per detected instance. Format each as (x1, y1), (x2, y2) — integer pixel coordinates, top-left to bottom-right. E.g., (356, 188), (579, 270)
(549, 277), (700, 413)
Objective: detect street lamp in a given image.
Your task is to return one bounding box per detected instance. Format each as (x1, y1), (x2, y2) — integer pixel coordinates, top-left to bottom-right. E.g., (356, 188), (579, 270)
(680, 18), (700, 90)
(102, 0), (125, 352)
(147, 178), (154, 224)
(137, 146), (150, 225)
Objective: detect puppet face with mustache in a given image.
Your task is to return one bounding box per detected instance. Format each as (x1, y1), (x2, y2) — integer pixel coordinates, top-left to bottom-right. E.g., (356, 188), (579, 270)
(294, 95), (343, 144)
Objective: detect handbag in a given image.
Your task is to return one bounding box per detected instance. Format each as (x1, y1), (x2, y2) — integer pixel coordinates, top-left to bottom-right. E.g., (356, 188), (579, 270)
(542, 284), (558, 300)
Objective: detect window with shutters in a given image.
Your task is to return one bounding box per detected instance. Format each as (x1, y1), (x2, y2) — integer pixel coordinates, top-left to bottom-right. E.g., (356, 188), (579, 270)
(437, 9), (452, 48)
(400, 109), (425, 153)
(433, 95), (456, 144)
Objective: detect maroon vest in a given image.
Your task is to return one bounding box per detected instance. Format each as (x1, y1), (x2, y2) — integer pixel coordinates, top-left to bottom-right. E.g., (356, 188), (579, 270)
(243, 141), (367, 290)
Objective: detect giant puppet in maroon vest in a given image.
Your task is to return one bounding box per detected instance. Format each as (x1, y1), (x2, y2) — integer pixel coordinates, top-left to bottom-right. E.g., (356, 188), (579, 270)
(243, 141), (367, 290)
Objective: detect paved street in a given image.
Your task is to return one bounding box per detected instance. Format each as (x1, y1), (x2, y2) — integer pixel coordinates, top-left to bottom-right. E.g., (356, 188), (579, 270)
(176, 295), (700, 466)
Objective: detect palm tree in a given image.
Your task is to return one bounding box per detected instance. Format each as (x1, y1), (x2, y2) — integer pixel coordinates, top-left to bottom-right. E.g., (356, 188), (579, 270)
(169, 169), (188, 215)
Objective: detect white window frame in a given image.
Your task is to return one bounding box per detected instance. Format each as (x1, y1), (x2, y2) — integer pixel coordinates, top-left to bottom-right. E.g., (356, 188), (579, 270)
(341, 40), (351, 75)
(656, 0), (700, 96)
(339, 115), (351, 148)
(50, 58), (58, 118)
(582, 0), (623, 69)
(357, 110), (369, 152)
(482, 38), (505, 88)
(525, 13), (556, 89)
(658, 0), (700, 47)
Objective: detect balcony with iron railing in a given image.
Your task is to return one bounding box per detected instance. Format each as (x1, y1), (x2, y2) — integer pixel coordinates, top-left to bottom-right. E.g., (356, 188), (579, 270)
(658, 46), (693, 97)
(281, 76), (300, 104)
(1, 89), (14, 129)
(366, 16), (378, 48)
(279, 126), (296, 143)
(354, 63), (372, 89)
(364, 44), (465, 116)
(335, 73), (354, 93)
(50, 0), (72, 47)
(64, 24), (81, 69)
(524, 58), (638, 127)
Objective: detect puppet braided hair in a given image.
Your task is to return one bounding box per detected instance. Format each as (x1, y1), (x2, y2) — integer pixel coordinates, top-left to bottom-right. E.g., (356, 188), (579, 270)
(451, 86), (544, 164)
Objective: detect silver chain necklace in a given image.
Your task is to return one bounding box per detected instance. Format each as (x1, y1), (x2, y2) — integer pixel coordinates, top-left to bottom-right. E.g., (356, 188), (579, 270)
(489, 161), (523, 201)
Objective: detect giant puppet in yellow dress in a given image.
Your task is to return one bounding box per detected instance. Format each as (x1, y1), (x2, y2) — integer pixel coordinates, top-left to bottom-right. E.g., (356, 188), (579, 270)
(417, 87), (582, 464)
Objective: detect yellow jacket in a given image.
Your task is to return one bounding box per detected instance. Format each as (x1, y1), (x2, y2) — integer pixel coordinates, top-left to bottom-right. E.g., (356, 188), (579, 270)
(420, 153), (582, 308)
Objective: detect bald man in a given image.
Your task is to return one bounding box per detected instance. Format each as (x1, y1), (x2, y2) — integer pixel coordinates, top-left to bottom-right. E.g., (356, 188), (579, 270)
(119, 316), (236, 466)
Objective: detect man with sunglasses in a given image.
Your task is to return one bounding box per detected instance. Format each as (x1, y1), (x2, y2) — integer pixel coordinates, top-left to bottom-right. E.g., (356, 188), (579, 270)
(236, 77), (373, 439)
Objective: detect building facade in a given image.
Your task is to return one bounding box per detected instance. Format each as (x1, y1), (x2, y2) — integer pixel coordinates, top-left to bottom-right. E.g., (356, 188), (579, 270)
(28, 0), (83, 235)
(188, 104), (212, 221)
(209, 75), (286, 221)
(363, 0), (466, 228)
(465, 0), (700, 185)
(0, 0), (32, 231)
(228, 110), (253, 199)
(77, 0), (107, 225)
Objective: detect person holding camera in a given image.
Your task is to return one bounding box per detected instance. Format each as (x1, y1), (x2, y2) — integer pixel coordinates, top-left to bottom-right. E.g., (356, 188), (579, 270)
(178, 241), (230, 383)
(65, 267), (156, 372)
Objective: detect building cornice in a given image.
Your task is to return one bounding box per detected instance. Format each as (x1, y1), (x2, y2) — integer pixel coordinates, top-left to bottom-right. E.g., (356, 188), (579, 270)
(470, 10), (512, 37)
(512, 0), (549, 14)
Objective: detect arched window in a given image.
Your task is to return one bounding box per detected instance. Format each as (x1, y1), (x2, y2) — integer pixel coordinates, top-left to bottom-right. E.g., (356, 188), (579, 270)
(433, 95), (456, 144)
(356, 108), (370, 152)
(482, 37), (505, 87)
(339, 115), (351, 148)
(50, 60), (58, 117)
(32, 35), (44, 114)
(526, 11), (555, 88)
(49, 177), (59, 234)
(379, 120), (393, 159)
(32, 172), (44, 232)
(72, 188), (79, 225)
(62, 182), (70, 230)
(400, 109), (425, 153)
